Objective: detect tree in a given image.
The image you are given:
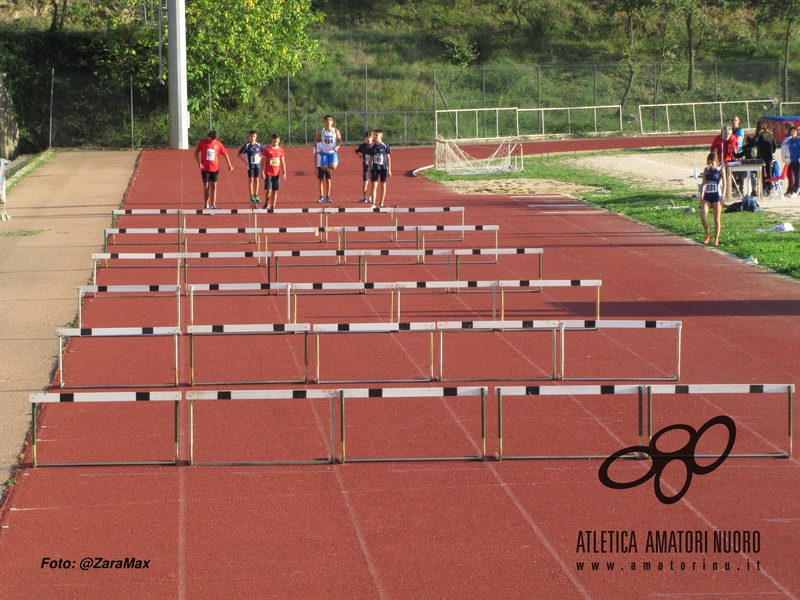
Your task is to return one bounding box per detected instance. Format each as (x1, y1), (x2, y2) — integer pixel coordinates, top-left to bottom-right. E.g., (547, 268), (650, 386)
(596, 0), (657, 49)
(185, 0), (323, 109)
(756, 0), (800, 102)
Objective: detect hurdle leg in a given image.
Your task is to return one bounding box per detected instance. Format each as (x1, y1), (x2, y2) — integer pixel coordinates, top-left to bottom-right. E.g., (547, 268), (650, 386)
(461, 210), (465, 242)
(456, 256), (460, 281)
(58, 335), (64, 388)
(638, 386), (644, 448)
(293, 288), (298, 324)
(480, 388), (486, 459)
(189, 399), (194, 466)
(304, 332), (309, 384)
(315, 333), (320, 383)
(174, 399), (180, 465)
(275, 257), (279, 282)
(647, 387), (654, 442)
(497, 390), (503, 461)
(429, 330), (434, 381)
(596, 286), (601, 319)
(189, 333), (195, 386)
(492, 286), (497, 320)
(550, 328), (557, 380)
(340, 391), (346, 464)
(558, 322), (565, 380)
(675, 322), (682, 380)
(173, 333), (179, 386)
(438, 330), (443, 381)
(539, 252), (543, 279)
(31, 403), (37, 468)
(329, 395), (335, 464)
(501, 289), (505, 321)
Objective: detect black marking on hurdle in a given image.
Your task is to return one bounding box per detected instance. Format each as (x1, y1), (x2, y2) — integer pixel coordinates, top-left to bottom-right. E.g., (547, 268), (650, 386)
(600, 386), (615, 394)
(98, 286), (108, 292)
(523, 321), (534, 328)
(645, 321), (657, 328)
(338, 324), (350, 331)
(149, 285), (159, 292)
(60, 393), (75, 402)
(292, 390), (307, 398)
(476, 225), (484, 230)
(231, 210), (241, 214)
(218, 391), (232, 400)
(571, 280), (580, 286)
(425, 250), (434, 255)
(398, 226), (409, 231)
(292, 250), (301, 256)
(210, 284), (220, 290)
(368, 388), (383, 397)
(200, 228), (207, 234)
(274, 324), (285, 332)
(245, 252), (254, 258)
(365, 283), (375, 289)
(516, 248), (525, 254)
(336, 250), (344, 256)
(472, 249), (481, 255)
(155, 253), (164, 259)
(136, 392), (150, 401)
(676, 385), (690, 394)
(261, 283), (271, 290)
(525, 386), (540, 395)
(125, 210), (133, 214)
(358, 226), (366, 232)
(313, 283), (323, 290)
(143, 327), (154, 335)
(237, 228), (245, 233)
(417, 282), (426, 288)
(436, 225), (444, 231)
(212, 325), (224, 333)
(409, 207), (417, 212)
(301, 208), (310, 213)
(468, 281), (477, 288)
(201, 252), (209, 258)
(381, 250), (390, 255)
(462, 321), (474, 329)
(399, 323), (411, 330)
(521, 280), (530, 286)
(584, 320), (596, 328)
(158, 228), (166, 233)
(279, 227), (287, 233)
(750, 384), (764, 393)
(80, 328), (92, 336)
(443, 387), (458, 396)
(111, 253), (120, 259)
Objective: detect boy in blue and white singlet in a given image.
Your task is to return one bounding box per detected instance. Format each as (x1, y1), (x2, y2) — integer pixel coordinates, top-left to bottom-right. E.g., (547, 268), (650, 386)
(312, 115), (342, 203)
(700, 152), (726, 246)
(238, 130), (265, 203)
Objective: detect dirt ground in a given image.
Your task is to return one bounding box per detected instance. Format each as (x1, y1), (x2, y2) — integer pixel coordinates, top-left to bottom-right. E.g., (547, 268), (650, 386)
(439, 150), (800, 218)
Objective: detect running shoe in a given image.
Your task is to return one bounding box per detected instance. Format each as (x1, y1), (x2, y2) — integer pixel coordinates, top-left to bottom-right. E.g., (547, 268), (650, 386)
(203, 205), (209, 210)
(317, 197), (325, 203)
(359, 197), (370, 203)
(325, 196), (332, 203)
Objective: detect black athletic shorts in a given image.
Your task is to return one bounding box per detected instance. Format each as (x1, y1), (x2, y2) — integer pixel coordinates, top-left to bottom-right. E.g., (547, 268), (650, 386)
(201, 170), (219, 183)
(264, 175), (281, 191)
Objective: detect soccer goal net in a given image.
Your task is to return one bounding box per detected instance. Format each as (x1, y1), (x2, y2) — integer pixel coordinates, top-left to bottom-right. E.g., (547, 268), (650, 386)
(434, 138), (524, 175)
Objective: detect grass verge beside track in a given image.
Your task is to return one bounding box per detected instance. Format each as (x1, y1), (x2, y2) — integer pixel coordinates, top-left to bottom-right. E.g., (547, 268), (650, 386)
(425, 151), (800, 279)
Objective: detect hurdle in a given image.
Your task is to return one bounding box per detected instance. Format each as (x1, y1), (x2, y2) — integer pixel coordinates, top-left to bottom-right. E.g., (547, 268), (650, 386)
(339, 224), (499, 252)
(56, 327), (180, 388)
(77, 285), (181, 328)
(93, 253), (182, 286)
(454, 247), (543, 280)
(103, 227), (182, 252)
(436, 320), (560, 382)
(288, 282), (399, 323)
(558, 320), (682, 381)
(320, 206), (467, 242)
(111, 208), (181, 229)
(647, 384), (794, 458)
(495, 385), (644, 460)
(186, 389), (336, 466)
(29, 391), (180, 467)
(272, 248), (453, 283)
(313, 322), (437, 384)
(182, 251), (270, 285)
(394, 278), (602, 322)
(187, 282), (292, 325)
(261, 226), (341, 248)
(339, 386), (487, 463)
(186, 323), (310, 385)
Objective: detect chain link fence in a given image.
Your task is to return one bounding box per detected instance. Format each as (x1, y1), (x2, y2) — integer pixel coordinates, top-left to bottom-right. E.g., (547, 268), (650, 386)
(38, 60), (792, 148)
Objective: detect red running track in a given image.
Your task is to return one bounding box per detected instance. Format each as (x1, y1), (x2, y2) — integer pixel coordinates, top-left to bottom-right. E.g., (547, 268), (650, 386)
(1, 137), (800, 599)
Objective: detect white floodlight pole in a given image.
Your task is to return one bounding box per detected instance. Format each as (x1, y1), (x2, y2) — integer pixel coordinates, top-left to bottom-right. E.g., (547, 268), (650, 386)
(167, 0), (189, 149)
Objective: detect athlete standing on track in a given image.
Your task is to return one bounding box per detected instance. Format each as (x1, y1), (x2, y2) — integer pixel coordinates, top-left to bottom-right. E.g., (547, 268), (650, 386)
(700, 152), (726, 247)
(356, 130), (374, 203)
(237, 130), (265, 204)
(312, 115), (342, 203)
(195, 130), (234, 210)
(369, 129), (392, 207)
(261, 133), (287, 209)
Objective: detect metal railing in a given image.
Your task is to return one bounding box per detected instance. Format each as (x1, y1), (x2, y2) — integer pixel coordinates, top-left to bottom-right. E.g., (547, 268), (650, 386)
(638, 100), (780, 134)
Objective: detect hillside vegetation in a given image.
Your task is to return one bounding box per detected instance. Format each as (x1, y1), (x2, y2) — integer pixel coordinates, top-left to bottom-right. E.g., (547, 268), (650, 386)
(0, 0), (798, 151)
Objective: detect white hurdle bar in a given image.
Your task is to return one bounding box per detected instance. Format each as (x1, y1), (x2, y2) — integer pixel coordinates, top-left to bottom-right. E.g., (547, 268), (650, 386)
(181, 251), (271, 284)
(56, 327), (180, 388)
(29, 391), (181, 467)
(187, 282), (292, 325)
(186, 389), (337, 466)
(92, 253), (182, 286)
(312, 322), (437, 384)
(340, 224), (499, 251)
(495, 385), (645, 460)
(339, 386), (487, 463)
(103, 227), (182, 252)
(186, 323), (311, 385)
(77, 285), (181, 328)
(558, 320), (682, 381)
(454, 247), (543, 280)
(395, 278), (601, 322)
(648, 384), (794, 458)
(111, 209), (181, 229)
(436, 320), (560, 382)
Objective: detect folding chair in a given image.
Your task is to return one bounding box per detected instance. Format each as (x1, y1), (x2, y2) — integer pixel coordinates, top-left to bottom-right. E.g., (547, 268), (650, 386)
(765, 163), (789, 200)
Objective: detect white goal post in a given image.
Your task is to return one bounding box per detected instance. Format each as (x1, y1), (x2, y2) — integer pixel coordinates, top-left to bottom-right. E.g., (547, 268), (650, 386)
(434, 138), (524, 175)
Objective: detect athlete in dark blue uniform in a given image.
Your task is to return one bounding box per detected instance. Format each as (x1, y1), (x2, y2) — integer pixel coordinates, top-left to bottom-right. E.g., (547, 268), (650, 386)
(700, 152), (726, 246)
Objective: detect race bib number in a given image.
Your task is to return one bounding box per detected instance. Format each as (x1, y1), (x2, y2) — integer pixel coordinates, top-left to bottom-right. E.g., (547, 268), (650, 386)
(269, 158), (280, 166)
(704, 182), (718, 194)
(373, 154), (385, 166)
(205, 149), (216, 162)
(250, 153), (261, 164)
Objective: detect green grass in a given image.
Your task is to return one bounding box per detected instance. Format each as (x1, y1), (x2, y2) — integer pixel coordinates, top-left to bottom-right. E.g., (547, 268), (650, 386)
(425, 150), (800, 279)
(0, 229), (47, 236)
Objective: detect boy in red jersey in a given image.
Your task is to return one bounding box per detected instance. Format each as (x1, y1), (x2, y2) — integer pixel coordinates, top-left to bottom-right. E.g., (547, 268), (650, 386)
(194, 130), (233, 210)
(261, 134), (287, 209)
